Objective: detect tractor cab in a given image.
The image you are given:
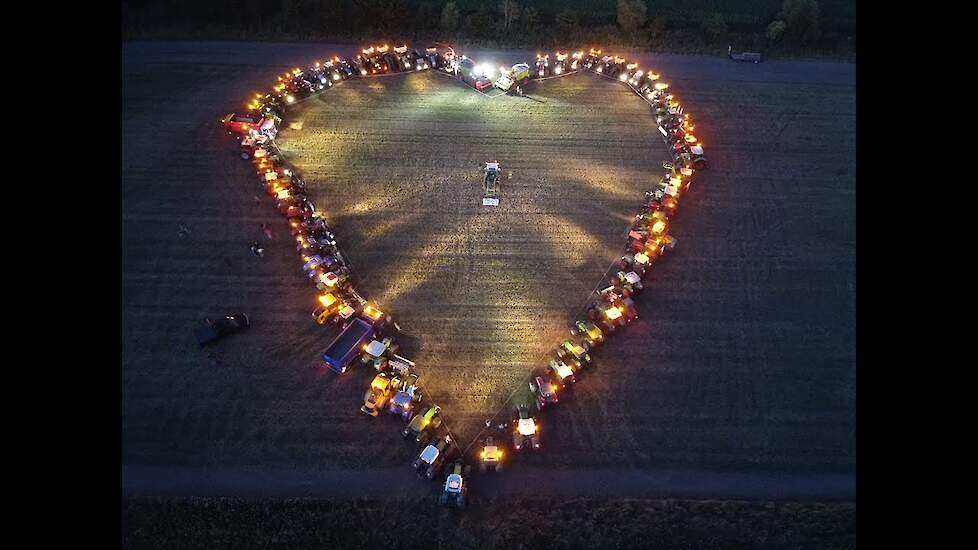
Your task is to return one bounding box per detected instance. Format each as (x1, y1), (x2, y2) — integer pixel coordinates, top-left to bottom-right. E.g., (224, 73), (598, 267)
(360, 336), (398, 370)
(361, 372), (400, 416)
(512, 405), (541, 451)
(389, 371), (422, 419)
(480, 436), (504, 472)
(530, 374), (559, 410)
(440, 461), (468, 508)
(573, 320), (605, 348)
(403, 405), (442, 445)
(548, 359), (577, 386)
(558, 340), (591, 367)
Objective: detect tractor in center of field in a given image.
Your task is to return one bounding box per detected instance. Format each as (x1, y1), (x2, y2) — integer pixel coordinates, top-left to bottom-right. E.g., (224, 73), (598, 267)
(482, 161), (502, 206)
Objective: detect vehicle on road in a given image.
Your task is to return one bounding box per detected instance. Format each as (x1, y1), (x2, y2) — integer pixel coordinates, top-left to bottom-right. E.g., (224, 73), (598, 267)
(728, 45), (762, 63)
(194, 313), (250, 346)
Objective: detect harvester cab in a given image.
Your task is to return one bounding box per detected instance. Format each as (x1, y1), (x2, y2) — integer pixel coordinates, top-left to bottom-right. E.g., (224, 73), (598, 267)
(479, 436), (504, 473)
(361, 372), (401, 417)
(414, 434), (455, 480)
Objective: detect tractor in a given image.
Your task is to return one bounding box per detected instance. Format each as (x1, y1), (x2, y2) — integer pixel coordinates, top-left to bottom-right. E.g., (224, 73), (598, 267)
(388, 371), (422, 419)
(413, 434), (455, 480)
(512, 405), (541, 452)
(535, 53), (550, 77)
(553, 51), (569, 75)
(479, 436), (504, 473)
(360, 336), (399, 370)
(548, 358), (577, 387)
(482, 161), (502, 206)
(572, 320), (605, 349)
(361, 372), (401, 417)
(556, 339), (592, 369)
(403, 405), (442, 446)
(529, 373), (559, 411)
(440, 461), (469, 508)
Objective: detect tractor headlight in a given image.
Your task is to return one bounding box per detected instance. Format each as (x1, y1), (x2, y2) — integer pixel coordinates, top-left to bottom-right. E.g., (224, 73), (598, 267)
(285, 95), (295, 104)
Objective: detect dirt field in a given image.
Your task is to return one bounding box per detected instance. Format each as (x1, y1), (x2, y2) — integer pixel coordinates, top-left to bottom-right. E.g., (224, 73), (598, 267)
(122, 42), (855, 493)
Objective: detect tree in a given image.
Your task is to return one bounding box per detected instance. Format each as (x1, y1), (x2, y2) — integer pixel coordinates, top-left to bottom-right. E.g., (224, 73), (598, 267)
(440, 1), (459, 34)
(499, 0), (521, 32)
(701, 14), (727, 44)
(779, 0), (820, 48)
(766, 20), (787, 43)
(466, 3), (495, 38)
(648, 15), (666, 43)
(617, 0), (647, 35)
(556, 9), (581, 38)
(521, 6), (540, 34)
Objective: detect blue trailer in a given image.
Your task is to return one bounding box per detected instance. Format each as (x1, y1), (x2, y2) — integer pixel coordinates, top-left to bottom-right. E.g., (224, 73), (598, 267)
(322, 317), (376, 374)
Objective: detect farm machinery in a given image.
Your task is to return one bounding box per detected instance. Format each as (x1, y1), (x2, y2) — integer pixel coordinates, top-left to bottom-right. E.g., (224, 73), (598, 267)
(512, 405), (541, 452)
(361, 372), (401, 416)
(403, 405), (442, 446)
(440, 461), (469, 508)
(495, 63), (530, 92)
(482, 161), (501, 206)
(479, 436), (504, 473)
(413, 434), (457, 480)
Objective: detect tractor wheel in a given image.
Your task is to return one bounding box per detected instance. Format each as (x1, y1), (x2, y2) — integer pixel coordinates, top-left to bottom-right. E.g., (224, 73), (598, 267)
(480, 462), (486, 474)
(457, 494), (465, 508)
(439, 493), (447, 505)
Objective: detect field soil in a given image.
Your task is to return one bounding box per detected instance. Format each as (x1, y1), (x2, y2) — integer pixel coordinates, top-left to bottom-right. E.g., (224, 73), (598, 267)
(122, 42), (855, 496)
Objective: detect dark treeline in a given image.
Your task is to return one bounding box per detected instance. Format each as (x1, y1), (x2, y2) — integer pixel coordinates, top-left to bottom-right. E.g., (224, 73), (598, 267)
(122, 0), (855, 58)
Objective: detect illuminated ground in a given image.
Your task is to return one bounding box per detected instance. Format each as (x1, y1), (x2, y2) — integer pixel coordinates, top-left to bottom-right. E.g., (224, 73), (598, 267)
(274, 70), (661, 446)
(123, 43), (855, 491)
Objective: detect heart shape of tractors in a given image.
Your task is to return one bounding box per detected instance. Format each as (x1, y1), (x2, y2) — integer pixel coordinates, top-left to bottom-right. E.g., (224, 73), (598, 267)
(222, 44), (706, 508)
